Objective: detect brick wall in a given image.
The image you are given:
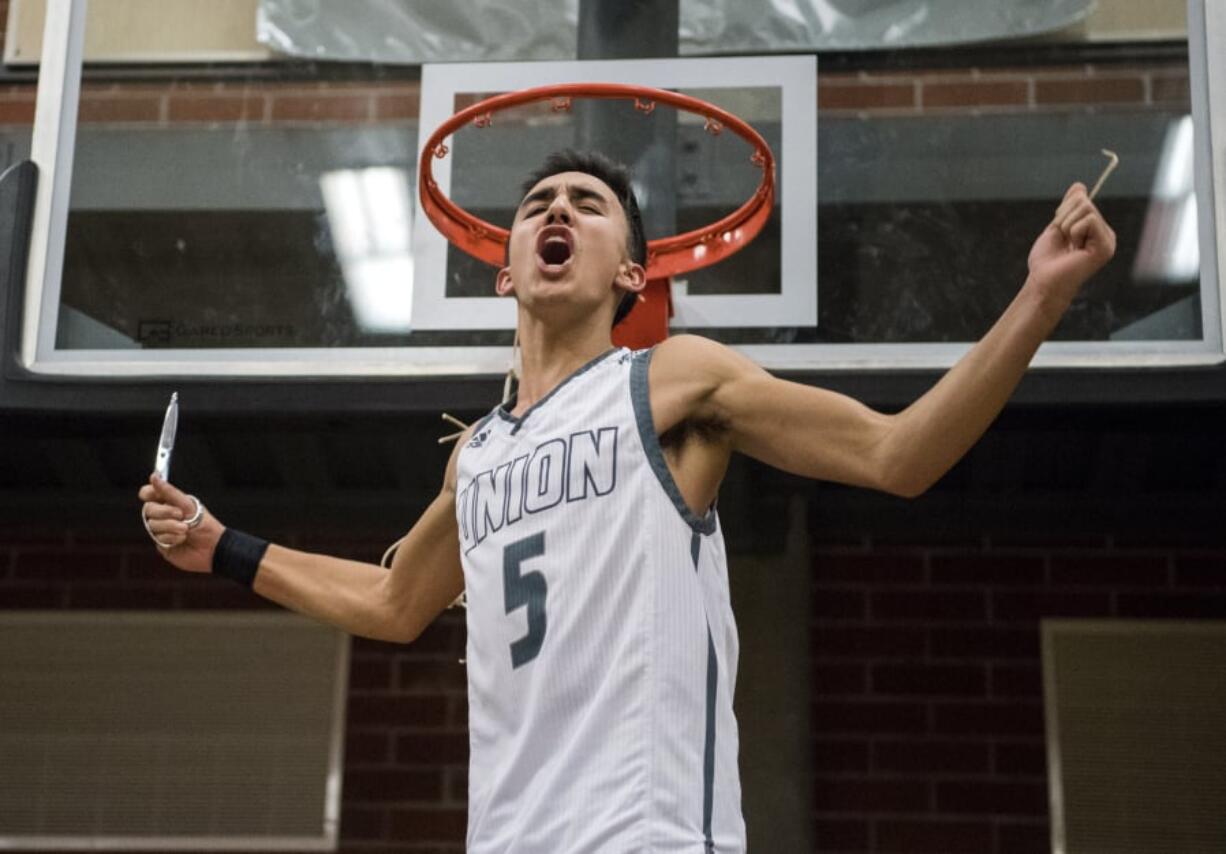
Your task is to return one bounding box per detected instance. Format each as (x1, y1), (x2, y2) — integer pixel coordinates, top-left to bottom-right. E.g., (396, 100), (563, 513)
(3, 491), (1224, 853)
(0, 522), (472, 852)
(0, 62), (1190, 129)
(809, 527), (1226, 854)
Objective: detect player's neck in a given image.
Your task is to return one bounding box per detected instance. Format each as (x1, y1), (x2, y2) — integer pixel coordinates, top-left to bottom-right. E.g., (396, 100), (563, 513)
(512, 317), (613, 415)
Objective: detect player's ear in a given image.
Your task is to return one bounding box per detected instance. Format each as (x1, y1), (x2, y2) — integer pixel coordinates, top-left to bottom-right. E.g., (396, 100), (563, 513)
(495, 267), (515, 297)
(614, 260), (647, 296)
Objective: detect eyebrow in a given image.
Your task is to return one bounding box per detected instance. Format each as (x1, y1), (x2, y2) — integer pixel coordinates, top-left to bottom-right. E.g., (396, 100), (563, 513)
(518, 184), (609, 211)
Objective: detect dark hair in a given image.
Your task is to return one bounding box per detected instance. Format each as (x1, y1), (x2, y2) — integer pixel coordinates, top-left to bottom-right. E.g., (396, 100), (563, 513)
(519, 149), (646, 327)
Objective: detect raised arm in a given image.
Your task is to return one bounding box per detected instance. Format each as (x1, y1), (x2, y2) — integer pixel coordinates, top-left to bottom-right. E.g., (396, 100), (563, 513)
(652, 182), (1115, 497)
(137, 429), (469, 643)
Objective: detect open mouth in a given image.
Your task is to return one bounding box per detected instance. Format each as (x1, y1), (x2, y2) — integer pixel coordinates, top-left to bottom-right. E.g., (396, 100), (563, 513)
(535, 226), (574, 270)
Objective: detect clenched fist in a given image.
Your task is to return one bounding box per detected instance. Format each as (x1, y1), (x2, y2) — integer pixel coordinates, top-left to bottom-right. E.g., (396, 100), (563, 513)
(1025, 182), (1117, 316)
(137, 475), (224, 574)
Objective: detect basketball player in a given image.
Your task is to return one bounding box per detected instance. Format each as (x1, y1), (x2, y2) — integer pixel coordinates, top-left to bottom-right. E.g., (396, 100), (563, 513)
(139, 150), (1115, 852)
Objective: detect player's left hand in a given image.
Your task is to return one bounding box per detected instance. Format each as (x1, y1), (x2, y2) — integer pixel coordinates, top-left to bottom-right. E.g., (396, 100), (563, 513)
(1025, 182), (1117, 314)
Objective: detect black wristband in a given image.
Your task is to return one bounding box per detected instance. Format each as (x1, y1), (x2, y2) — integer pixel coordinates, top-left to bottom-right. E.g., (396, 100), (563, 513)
(212, 527), (269, 587)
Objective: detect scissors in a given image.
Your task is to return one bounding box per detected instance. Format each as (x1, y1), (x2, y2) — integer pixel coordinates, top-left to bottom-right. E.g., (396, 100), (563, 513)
(143, 392), (204, 547)
(154, 392), (178, 481)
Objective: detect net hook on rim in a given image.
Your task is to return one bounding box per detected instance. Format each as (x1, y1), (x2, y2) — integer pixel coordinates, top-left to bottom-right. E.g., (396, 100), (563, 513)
(634, 98), (656, 115)
(551, 96), (573, 112)
(473, 112), (493, 128)
(703, 117), (723, 136)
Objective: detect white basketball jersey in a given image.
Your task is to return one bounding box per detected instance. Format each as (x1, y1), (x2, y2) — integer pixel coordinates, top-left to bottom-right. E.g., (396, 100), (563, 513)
(454, 346), (745, 853)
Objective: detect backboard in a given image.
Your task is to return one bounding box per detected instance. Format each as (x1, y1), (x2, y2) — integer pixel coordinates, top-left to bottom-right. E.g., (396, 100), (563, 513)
(5, 0), (1226, 397)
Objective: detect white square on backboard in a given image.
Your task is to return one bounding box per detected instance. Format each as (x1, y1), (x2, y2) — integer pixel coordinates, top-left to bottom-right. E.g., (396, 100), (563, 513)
(411, 55), (817, 330)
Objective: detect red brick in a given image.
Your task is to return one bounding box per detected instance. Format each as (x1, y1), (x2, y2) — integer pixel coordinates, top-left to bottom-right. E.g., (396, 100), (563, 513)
(813, 626), (926, 658)
(395, 732), (469, 766)
(453, 92), (500, 111)
(819, 82), (915, 111)
(874, 739), (989, 774)
(1116, 592), (1226, 619)
(347, 695), (447, 728)
(122, 549), (182, 580)
(447, 695), (468, 727)
(990, 664), (1041, 698)
(167, 93), (265, 123)
(813, 738), (869, 773)
(287, 534), (387, 559)
(936, 780), (1047, 815)
(409, 619), (462, 654)
(1174, 555), (1226, 587)
(14, 550), (121, 581)
(871, 590), (987, 622)
(1048, 555), (1168, 587)
(811, 531), (867, 548)
(813, 554), (925, 585)
(932, 701), (1044, 736)
(353, 635), (414, 655)
(812, 586), (866, 620)
(816, 818), (869, 850)
(997, 820), (1052, 854)
(0, 529), (69, 548)
(397, 660), (468, 693)
(345, 730), (392, 765)
(1150, 74), (1190, 104)
(343, 768), (442, 803)
(878, 819), (994, 853)
(930, 554), (1045, 586)
(992, 590), (1111, 622)
(872, 663), (986, 697)
(922, 80), (1029, 109)
(929, 626), (1039, 659)
(814, 778), (929, 813)
(994, 741), (1047, 776)
(0, 96), (35, 124)
(812, 701), (927, 734)
(813, 663), (867, 694)
(350, 657), (394, 692)
(871, 531), (983, 549)
(179, 584), (277, 610)
(0, 585), (65, 608)
(375, 92), (420, 120)
(78, 95), (162, 123)
(271, 94), (371, 123)
(65, 584), (176, 609)
(988, 532), (1109, 549)
(1114, 529), (1226, 548)
(1035, 77), (1145, 105)
(387, 808), (467, 841)
(447, 767), (468, 802)
(340, 805), (387, 840)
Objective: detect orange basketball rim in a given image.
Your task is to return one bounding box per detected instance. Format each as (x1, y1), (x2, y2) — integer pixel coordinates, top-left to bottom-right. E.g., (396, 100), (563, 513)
(419, 82), (777, 281)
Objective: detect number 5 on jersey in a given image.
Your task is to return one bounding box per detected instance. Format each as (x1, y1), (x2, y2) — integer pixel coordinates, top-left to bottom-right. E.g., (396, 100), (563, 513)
(504, 532), (548, 669)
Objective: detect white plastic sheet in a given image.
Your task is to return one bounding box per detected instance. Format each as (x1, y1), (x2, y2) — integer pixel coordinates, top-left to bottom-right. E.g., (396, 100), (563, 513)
(680, 0), (1097, 53)
(256, 0), (1097, 63)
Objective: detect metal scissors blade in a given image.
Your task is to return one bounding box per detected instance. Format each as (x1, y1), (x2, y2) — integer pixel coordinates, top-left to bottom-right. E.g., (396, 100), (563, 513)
(154, 392), (178, 481)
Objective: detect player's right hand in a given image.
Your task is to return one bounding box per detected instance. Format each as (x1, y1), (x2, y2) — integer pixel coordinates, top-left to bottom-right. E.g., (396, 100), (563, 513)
(137, 474), (224, 574)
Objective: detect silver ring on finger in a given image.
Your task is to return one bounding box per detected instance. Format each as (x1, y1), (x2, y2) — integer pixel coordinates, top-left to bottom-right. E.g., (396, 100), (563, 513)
(184, 495), (205, 528)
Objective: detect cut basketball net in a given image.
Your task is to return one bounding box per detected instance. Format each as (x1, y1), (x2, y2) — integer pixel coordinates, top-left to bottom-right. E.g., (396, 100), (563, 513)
(419, 82), (777, 351)
(1088, 149), (1119, 201)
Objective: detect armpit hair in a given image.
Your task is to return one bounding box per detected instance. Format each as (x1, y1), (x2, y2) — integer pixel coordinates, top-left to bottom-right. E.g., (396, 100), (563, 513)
(659, 413), (731, 449)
